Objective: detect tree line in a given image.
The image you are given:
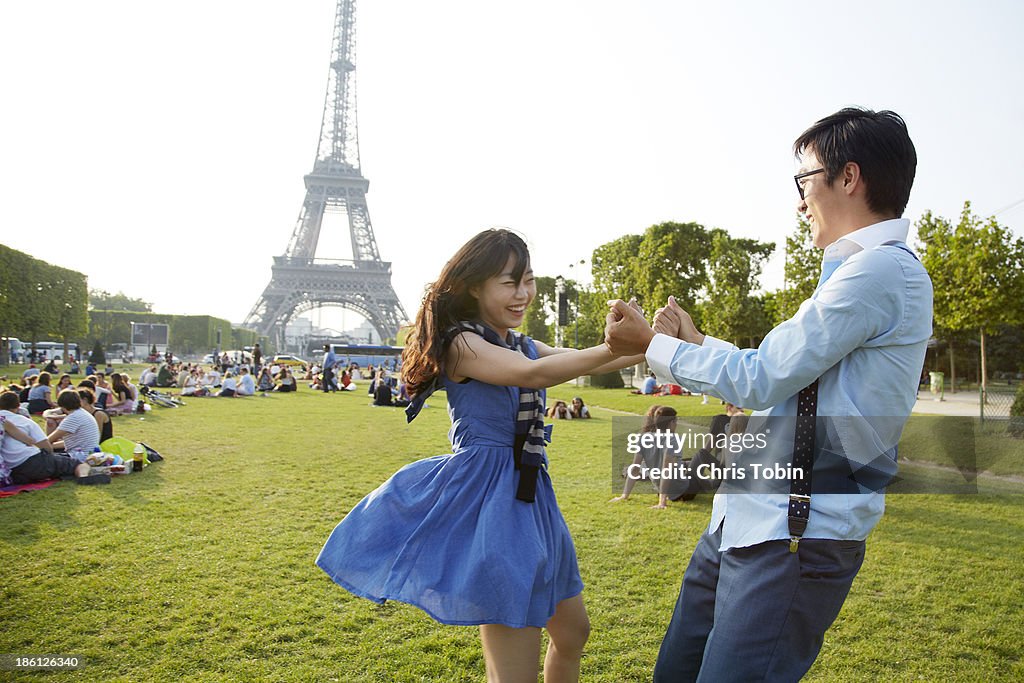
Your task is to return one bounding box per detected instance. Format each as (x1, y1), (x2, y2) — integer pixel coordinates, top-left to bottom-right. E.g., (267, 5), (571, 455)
(917, 202), (1024, 392)
(523, 203), (1024, 387)
(0, 243), (261, 363)
(0, 243), (89, 362)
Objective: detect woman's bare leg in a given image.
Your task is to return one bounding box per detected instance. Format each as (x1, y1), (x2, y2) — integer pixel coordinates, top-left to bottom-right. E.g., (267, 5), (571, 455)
(543, 594), (590, 682)
(610, 453), (646, 501)
(480, 623), (541, 683)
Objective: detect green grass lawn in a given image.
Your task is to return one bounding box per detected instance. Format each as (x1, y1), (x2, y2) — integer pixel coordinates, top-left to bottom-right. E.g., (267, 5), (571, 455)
(1, 385), (1022, 681)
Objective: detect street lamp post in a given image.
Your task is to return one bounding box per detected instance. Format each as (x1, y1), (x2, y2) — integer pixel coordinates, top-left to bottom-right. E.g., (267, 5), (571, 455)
(567, 259), (586, 348)
(554, 276), (566, 348)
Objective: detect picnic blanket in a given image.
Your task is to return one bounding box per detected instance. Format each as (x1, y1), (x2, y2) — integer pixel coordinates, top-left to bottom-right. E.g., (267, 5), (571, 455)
(0, 479), (60, 498)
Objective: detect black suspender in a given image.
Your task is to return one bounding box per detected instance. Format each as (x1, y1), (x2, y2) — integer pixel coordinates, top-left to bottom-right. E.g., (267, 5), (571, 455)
(788, 380), (819, 552)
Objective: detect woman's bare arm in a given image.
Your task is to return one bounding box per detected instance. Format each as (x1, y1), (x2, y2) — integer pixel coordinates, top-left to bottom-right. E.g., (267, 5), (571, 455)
(447, 333), (619, 389)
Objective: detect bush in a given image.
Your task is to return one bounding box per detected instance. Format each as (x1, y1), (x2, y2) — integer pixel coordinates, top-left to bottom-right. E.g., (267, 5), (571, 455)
(89, 340), (105, 365)
(1010, 383), (1024, 437)
(589, 370), (625, 389)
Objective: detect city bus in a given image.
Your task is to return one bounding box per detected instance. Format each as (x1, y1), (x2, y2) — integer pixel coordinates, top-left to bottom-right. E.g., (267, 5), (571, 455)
(1, 337), (25, 364)
(322, 344), (403, 372)
(15, 341), (81, 363)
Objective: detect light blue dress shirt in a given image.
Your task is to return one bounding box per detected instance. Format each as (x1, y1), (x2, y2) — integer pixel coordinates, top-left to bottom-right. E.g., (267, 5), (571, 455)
(646, 219), (933, 551)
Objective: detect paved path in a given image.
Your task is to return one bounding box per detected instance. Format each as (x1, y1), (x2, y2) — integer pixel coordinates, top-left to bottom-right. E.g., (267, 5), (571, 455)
(913, 390), (1016, 418)
(913, 391), (980, 416)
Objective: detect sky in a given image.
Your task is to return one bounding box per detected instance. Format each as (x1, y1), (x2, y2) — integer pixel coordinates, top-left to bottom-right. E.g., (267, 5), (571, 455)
(1, 0), (1022, 335)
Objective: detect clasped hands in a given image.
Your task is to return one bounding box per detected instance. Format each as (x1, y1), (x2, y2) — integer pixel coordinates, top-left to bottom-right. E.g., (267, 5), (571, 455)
(603, 295), (704, 356)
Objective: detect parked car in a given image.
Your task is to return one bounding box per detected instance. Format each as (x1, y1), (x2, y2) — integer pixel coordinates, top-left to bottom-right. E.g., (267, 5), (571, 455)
(272, 354), (308, 369)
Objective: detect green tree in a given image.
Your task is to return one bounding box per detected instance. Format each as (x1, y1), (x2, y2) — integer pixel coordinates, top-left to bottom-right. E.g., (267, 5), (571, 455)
(89, 289), (152, 312)
(918, 202), (1024, 397)
(591, 222), (713, 333)
(742, 292), (777, 347)
(775, 216), (818, 323)
(572, 289), (608, 349)
(0, 246), (24, 364)
(703, 230), (775, 344)
(915, 212), (967, 388)
(591, 234), (643, 301)
(632, 222), (712, 313)
(521, 275), (557, 345)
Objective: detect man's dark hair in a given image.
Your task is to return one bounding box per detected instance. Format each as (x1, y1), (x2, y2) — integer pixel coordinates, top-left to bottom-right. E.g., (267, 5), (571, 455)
(793, 107), (917, 217)
(57, 388), (82, 411)
(0, 391), (20, 411)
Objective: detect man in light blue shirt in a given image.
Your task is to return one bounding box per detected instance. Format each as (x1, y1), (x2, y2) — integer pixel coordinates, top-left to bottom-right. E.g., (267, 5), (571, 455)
(322, 344), (338, 393)
(605, 108), (931, 682)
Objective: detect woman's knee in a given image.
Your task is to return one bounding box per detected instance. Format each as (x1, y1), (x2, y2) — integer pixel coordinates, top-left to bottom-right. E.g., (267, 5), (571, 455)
(549, 609), (590, 655)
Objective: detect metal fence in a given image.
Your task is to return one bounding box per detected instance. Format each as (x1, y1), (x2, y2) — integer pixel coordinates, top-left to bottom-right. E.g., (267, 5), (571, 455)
(981, 386), (1017, 422)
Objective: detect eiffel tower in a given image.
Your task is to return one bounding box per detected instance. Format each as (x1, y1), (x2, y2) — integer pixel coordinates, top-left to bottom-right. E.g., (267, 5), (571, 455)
(245, 0), (408, 348)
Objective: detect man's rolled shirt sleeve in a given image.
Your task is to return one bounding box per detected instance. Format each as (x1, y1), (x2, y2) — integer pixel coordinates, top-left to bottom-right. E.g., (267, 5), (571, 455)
(646, 333), (734, 391)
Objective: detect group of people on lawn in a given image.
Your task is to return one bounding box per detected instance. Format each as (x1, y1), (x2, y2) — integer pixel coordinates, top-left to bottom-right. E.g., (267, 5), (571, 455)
(0, 385), (110, 487)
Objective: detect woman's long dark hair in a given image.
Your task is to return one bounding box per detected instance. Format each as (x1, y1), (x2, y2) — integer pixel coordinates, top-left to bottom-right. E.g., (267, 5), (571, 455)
(111, 372), (129, 399)
(402, 229), (530, 397)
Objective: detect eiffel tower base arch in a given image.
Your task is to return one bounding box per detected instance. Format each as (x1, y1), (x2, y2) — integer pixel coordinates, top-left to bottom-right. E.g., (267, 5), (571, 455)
(247, 257), (407, 348)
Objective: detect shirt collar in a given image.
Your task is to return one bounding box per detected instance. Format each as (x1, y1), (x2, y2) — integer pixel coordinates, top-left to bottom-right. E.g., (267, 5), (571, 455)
(822, 218), (910, 262)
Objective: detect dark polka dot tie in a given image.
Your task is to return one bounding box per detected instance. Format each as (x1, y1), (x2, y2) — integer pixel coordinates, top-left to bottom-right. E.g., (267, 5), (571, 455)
(788, 379), (818, 552)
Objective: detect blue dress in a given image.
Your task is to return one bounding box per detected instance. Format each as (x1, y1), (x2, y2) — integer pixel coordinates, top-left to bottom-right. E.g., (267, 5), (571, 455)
(316, 338), (583, 628)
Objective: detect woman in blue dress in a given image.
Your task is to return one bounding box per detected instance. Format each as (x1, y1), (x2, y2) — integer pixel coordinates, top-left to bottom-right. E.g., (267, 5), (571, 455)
(317, 229), (642, 681)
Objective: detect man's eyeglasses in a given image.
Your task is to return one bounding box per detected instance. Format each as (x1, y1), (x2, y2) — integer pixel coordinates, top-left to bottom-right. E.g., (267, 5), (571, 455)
(794, 168), (825, 200)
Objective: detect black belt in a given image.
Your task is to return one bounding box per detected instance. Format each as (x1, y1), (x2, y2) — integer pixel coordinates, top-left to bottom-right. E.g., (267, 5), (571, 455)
(512, 433), (539, 503)
(788, 379), (819, 552)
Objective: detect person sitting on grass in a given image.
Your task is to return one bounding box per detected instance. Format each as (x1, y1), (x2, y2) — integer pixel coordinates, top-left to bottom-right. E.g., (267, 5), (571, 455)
(89, 373), (113, 410)
(396, 378), (411, 403)
(610, 405), (679, 508)
(43, 374), (74, 429)
(17, 377), (33, 403)
(78, 387), (112, 442)
(372, 375), (394, 406)
(0, 391), (109, 485)
(1, 384), (29, 416)
(46, 389), (101, 461)
(256, 367), (275, 392)
(218, 372), (238, 397)
(156, 364), (175, 387)
(140, 366), (157, 387)
(176, 364), (193, 388)
(203, 366), (221, 389)
(27, 372), (58, 415)
(275, 368), (297, 393)
(105, 373), (134, 416)
(372, 371), (410, 407)
(235, 367), (256, 396)
(630, 371), (660, 395)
